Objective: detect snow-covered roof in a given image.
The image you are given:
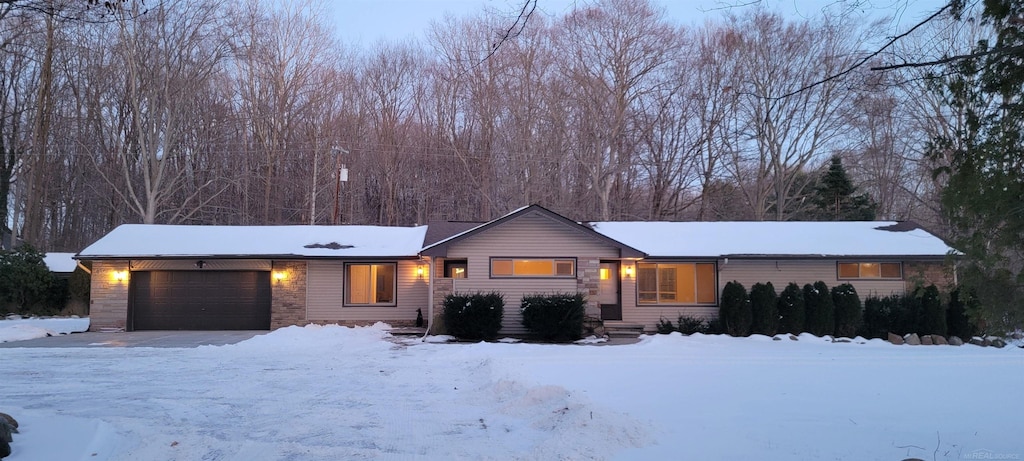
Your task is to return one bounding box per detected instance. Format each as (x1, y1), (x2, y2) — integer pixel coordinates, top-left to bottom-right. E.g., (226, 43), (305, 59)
(43, 252), (79, 273)
(77, 224), (428, 259)
(590, 221), (956, 258)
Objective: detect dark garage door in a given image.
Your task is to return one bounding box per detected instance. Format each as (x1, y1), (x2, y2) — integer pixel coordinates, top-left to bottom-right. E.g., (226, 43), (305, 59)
(129, 271), (271, 330)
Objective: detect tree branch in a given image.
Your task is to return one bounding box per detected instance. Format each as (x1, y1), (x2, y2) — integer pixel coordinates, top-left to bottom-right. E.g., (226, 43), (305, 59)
(776, 2), (953, 100)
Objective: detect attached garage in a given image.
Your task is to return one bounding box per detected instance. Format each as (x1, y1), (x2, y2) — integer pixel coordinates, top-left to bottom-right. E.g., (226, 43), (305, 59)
(129, 271), (271, 330)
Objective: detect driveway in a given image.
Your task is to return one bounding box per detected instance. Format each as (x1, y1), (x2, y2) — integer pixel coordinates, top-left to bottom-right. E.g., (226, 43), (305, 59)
(0, 330), (266, 348)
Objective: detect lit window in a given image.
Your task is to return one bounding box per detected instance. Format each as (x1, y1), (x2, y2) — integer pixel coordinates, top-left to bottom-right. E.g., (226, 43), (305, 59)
(345, 263), (396, 305)
(637, 262), (716, 305)
(444, 259), (467, 278)
(489, 258), (576, 278)
(837, 262), (902, 279)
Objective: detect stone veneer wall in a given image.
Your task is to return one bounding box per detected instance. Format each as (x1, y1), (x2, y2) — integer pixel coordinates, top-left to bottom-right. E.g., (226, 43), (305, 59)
(575, 258), (601, 318)
(89, 260), (131, 331)
(904, 261), (954, 292)
(271, 261), (307, 329)
(430, 278), (454, 334)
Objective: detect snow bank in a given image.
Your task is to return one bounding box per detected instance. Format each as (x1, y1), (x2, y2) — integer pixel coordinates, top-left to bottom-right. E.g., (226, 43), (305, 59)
(3, 325), (1021, 461)
(0, 317), (90, 342)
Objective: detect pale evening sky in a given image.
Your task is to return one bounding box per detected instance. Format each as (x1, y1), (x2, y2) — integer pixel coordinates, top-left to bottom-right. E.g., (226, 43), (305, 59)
(327, 0), (949, 46)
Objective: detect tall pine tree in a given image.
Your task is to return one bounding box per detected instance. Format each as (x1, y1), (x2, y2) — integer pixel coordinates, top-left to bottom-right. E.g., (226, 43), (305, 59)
(930, 0), (1024, 331)
(810, 156), (877, 221)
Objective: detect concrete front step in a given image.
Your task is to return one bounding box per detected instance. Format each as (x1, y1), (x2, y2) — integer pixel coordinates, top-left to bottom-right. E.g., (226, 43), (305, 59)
(604, 322), (646, 338)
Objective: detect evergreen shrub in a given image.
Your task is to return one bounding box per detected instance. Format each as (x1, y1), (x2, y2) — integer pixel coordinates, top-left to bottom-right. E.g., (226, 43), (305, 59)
(442, 292), (504, 340)
(749, 282), (778, 336)
(777, 282), (805, 334)
(803, 281), (834, 336)
(520, 292), (585, 341)
(831, 283), (862, 338)
(719, 281), (751, 337)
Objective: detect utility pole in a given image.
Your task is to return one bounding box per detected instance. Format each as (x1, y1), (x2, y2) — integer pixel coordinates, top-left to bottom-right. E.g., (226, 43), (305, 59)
(333, 147), (349, 224)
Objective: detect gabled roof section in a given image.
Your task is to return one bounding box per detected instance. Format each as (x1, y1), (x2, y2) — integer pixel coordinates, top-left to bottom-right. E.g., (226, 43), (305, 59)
(423, 221), (485, 247)
(590, 220), (957, 259)
(77, 224), (428, 260)
(420, 204), (646, 258)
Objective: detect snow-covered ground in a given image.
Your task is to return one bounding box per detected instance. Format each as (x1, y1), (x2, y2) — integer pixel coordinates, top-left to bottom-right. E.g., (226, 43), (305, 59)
(2, 323), (1022, 461)
(0, 316), (90, 342)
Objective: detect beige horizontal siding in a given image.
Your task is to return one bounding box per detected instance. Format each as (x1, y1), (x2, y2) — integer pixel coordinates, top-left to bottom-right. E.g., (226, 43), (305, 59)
(451, 279), (578, 335)
(306, 260), (429, 324)
(445, 212), (620, 335)
(718, 259), (906, 299)
(619, 258), (909, 333)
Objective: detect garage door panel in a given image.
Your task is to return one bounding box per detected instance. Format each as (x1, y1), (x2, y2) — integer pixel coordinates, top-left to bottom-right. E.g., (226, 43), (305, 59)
(130, 271), (271, 330)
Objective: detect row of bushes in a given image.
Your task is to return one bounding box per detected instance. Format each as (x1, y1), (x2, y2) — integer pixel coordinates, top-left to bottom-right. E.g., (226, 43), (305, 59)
(717, 280), (865, 337)
(442, 291), (585, 341)
(861, 287), (976, 339)
(712, 280), (977, 339)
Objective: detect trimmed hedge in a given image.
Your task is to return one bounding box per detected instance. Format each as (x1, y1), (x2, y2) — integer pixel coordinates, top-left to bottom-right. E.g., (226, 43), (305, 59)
(946, 287), (976, 339)
(803, 281), (834, 336)
(861, 295), (895, 339)
(831, 283), (862, 338)
(749, 282), (778, 336)
(520, 292), (585, 341)
(719, 281), (751, 337)
(442, 291), (504, 340)
(919, 284), (946, 336)
(777, 282), (805, 335)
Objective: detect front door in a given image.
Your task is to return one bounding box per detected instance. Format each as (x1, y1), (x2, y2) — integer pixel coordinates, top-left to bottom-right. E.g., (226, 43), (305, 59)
(598, 261), (622, 321)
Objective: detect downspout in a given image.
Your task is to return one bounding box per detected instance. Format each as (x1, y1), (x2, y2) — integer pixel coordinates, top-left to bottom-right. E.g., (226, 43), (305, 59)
(76, 260), (92, 274)
(422, 256), (434, 341)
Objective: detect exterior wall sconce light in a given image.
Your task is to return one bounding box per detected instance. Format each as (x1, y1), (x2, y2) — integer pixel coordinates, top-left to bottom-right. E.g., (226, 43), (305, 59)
(273, 271), (287, 282)
(113, 270), (128, 282)
(416, 266), (425, 278)
(624, 265), (634, 278)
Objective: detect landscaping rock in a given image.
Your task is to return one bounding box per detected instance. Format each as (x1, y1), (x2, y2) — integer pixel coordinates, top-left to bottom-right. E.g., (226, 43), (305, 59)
(0, 413), (15, 431)
(888, 333), (904, 345)
(948, 336), (964, 346)
(1, 438), (10, 459)
(970, 336), (986, 346)
(772, 336), (782, 341)
(832, 338), (851, 343)
(990, 338), (1007, 348)
(0, 418), (12, 443)
(789, 334), (798, 341)
(904, 333), (921, 345)
(921, 335), (933, 345)
(931, 335), (947, 345)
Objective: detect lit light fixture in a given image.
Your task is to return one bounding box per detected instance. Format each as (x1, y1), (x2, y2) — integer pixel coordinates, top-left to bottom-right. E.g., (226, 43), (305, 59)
(416, 266), (425, 278)
(273, 271), (287, 281)
(113, 270), (128, 282)
(624, 265), (634, 278)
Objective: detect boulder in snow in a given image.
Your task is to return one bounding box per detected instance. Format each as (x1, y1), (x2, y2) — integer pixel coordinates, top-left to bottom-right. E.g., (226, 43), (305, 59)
(904, 333), (921, 346)
(989, 338), (1007, 348)
(887, 333), (904, 345)
(969, 336), (986, 347)
(931, 335), (947, 345)
(921, 335), (933, 345)
(0, 413), (16, 432)
(948, 336), (964, 346)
